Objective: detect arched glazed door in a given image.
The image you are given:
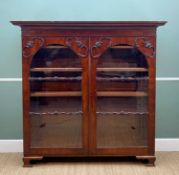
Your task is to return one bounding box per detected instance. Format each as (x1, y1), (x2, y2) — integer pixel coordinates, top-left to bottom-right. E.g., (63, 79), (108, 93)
(89, 37), (154, 155)
(23, 37), (89, 155)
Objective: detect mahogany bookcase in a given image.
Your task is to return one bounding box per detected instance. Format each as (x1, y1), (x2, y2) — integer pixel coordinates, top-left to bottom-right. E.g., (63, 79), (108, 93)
(11, 21), (166, 167)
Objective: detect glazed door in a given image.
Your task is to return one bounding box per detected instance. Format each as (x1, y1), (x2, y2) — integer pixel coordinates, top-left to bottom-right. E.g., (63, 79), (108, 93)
(89, 37), (152, 155)
(23, 37), (89, 155)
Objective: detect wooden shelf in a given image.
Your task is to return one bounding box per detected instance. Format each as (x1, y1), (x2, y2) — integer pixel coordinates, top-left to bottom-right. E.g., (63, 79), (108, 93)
(97, 67), (148, 72)
(31, 91), (147, 97)
(96, 76), (148, 81)
(44, 45), (68, 49)
(30, 67), (82, 72)
(29, 76), (82, 81)
(31, 91), (82, 97)
(30, 67), (147, 73)
(97, 91), (148, 97)
(110, 45), (134, 49)
(30, 111), (82, 116)
(97, 68), (148, 72)
(96, 111), (148, 115)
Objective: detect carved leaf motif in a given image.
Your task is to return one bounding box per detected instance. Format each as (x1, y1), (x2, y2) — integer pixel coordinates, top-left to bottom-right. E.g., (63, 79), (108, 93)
(76, 40), (85, 48)
(134, 37), (155, 58)
(65, 37), (88, 58)
(23, 37), (44, 58)
(90, 37), (112, 58)
(95, 41), (103, 48)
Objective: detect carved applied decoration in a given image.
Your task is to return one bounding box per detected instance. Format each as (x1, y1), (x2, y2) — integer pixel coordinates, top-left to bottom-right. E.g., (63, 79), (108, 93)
(23, 37), (44, 57)
(90, 37), (155, 59)
(90, 37), (112, 58)
(134, 37), (155, 58)
(65, 37), (88, 57)
(23, 37), (155, 59)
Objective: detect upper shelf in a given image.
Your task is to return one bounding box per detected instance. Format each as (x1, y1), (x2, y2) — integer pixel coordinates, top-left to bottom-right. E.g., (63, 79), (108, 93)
(110, 45), (134, 49)
(97, 67), (148, 72)
(40, 44), (136, 49)
(44, 45), (68, 49)
(97, 91), (147, 97)
(31, 91), (82, 97)
(30, 67), (147, 72)
(30, 67), (82, 72)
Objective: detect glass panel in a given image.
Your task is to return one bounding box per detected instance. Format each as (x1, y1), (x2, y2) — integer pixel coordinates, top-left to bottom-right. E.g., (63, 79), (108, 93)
(96, 46), (148, 148)
(29, 45), (83, 148)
